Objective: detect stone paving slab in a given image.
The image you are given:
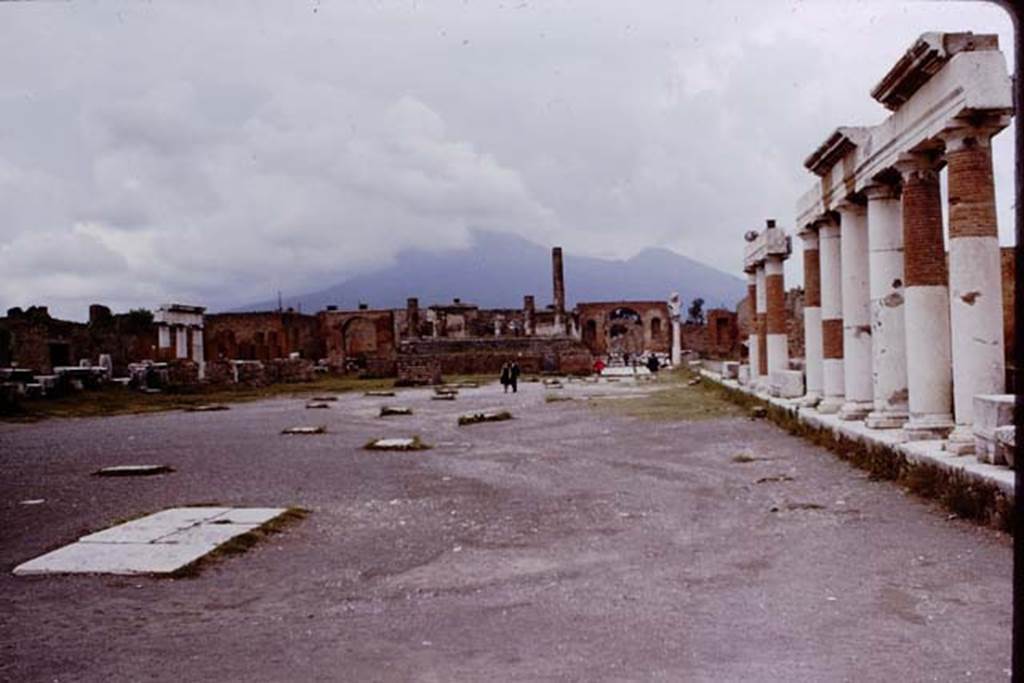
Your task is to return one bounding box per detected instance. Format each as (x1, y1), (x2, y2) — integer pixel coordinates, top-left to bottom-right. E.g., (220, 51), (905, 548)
(13, 507), (286, 576)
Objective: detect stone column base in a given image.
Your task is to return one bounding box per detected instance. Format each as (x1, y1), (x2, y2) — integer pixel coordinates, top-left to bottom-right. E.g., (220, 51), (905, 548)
(798, 391), (822, 408)
(838, 400), (872, 421)
(817, 396), (844, 414)
(903, 414), (954, 442)
(865, 410), (907, 430)
(945, 425), (976, 455)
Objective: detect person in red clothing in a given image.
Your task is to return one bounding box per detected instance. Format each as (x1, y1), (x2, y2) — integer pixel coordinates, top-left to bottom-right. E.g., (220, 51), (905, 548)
(593, 358), (606, 375)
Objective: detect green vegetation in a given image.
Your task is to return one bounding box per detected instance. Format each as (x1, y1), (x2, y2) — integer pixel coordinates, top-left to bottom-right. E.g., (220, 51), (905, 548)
(590, 368), (744, 421)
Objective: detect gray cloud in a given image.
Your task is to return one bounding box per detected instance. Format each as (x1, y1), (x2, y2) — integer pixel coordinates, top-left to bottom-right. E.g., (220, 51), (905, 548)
(0, 1), (1014, 319)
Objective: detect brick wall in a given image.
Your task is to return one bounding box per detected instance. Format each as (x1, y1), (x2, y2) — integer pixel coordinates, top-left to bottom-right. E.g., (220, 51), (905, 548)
(206, 311), (321, 363)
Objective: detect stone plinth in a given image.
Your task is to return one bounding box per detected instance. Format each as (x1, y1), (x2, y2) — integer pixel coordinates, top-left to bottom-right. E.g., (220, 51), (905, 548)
(972, 394), (1015, 465)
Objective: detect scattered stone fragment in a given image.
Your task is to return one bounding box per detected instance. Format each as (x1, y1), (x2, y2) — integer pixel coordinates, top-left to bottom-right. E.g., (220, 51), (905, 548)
(281, 425), (327, 435)
(311, 396), (339, 402)
(431, 393), (456, 401)
(785, 502), (825, 511)
(455, 381), (479, 388)
(755, 474), (795, 484)
(380, 406), (413, 417)
(732, 452), (757, 464)
(458, 410), (513, 426)
(305, 402), (331, 409)
(20, 499), (45, 506)
(364, 437), (431, 451)
(542, 378), (564, 386)
(185, 404), (229, 412)
(434, 387), (458, 396)
(687, 377), (701, 386)
(94, 465), (174, 477)
(365, 390), (396, 397)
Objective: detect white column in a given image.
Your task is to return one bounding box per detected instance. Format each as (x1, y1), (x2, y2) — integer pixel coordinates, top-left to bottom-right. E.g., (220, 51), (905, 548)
(764, 256), (788, 376)
(158, 325), (171, 349)
(837, 200), (872, 420)
(896, 152), (953, 440)
(192, 328), (205, 379)
(818, 218), (845, 413)
(175, 326), (188, 359)
(671, 318), (682, 366)
(941, 124), (1007, 454)
(864, 183), (909, 429)
(755, 263), (768, 390)
(799, 227), (822, 406)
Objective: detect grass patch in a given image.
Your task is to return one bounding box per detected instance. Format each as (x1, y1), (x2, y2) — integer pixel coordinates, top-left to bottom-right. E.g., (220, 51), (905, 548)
(3, 375), (396, 423)
(590, 368), (744, 422)
(170, 507), (309, 579)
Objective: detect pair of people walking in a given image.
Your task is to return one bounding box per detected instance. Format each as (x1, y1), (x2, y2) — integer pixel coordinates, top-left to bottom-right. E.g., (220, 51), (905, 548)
(500, 361), (520, 393)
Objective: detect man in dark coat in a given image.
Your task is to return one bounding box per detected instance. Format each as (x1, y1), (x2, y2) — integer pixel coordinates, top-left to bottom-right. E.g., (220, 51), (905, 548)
(509, 361), (521, 393)
(500, 362), (511, 393)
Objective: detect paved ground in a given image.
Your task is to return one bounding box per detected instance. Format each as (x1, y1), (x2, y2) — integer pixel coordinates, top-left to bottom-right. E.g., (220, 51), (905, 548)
(0, 378), (1012, 682)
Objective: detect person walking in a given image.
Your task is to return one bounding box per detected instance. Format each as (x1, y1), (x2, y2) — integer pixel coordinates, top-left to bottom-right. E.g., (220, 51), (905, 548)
(509, 361), (520, 393)
(500, 362), (511, 393)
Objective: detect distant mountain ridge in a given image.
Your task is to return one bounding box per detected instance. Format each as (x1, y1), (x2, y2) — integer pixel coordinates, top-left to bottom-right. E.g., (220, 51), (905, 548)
(230, 230), (746, 314)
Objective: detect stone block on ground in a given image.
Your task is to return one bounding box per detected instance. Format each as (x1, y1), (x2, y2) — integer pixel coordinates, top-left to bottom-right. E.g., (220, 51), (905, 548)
(722, 362), (740, 380)
(365, 390), (396, 397)
(995, 426), (1015, 468)
(973, 394), (1015, 465)
(94, 465), (174, 478)
(457, 410), (513, 426)
(281, 425), (327, 435)
(185, 404), (229, 413)
(364, 437), (430, 451)
(380, 406), (413, 417)
(305, 402), (331, 409)
(769, 370), (804, 398)
(431, 393), (456, 401)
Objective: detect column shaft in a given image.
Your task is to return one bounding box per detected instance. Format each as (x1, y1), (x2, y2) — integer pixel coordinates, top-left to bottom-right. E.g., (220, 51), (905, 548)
(746, 273), (759, 380)
(899, 155), (953, 439)
(944, 129), (1006, 453)
(837, 202), (872, 420)
(801, 229), (823, 405)
(818, 220), (845, 413)
(755, 264), (768, 386)
(765, 256), (788, 376)
(865, 184), (909, 429)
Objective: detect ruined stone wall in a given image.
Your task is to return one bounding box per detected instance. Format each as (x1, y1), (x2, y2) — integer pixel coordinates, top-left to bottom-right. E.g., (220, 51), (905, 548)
(574, 301), (671, 357)
(397, 337), (593, 377)
(1002, 245), (1015, 364)
(205, 311), (321, 363)
(318, 309), (396, 372)
(0, 306), (157, 375)
(785, 287), (805, 360)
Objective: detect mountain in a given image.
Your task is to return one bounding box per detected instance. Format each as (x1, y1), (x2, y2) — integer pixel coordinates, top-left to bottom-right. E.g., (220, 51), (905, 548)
(231, 230), (746, 313)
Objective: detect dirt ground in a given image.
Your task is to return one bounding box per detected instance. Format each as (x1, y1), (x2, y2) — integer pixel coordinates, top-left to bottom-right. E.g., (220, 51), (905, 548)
(0, 376), (1012, 682)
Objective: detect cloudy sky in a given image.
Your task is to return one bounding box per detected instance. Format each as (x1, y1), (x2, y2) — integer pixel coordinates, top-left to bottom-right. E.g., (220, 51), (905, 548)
(0, 1), (1015, 319)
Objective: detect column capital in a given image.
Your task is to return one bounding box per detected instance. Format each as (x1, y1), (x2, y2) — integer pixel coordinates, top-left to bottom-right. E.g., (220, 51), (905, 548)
(834, 195), (866, 216)
(938, 113), (1012, 153)
(893, 150), (942, 183)
(862, 181), (900, 201)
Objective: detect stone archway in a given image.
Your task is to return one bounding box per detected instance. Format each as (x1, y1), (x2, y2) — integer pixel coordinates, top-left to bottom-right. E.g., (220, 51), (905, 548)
(607, 307), (644, 357)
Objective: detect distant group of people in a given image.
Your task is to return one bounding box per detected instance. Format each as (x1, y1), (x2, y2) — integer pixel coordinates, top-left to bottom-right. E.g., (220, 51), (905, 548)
(500, 361), (521, 393)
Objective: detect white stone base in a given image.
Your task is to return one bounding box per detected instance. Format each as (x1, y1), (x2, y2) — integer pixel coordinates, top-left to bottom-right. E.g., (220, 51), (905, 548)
(902, 414), (954, 442)
(865, 410), (908, 430)
(817, 396), (844, 414)
(946, 426), (976, 456)
(972, 394), (1015, 465)
(798, 391), (822, 408)
(13, 507), (287, 576)
(769, 370), (804, 399)
(838, 400), (872, 422)
(738, 365), (751, 386)
(721, 362), (740, 380)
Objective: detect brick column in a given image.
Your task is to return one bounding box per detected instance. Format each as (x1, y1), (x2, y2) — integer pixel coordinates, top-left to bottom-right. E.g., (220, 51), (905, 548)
(818, 217), (845, 413)
(837, 199), (872, 421)
(864, 182), (909, 429)
(523, 295), (535, 336)
(765, 255), (788, 377)
(896, 152), (953, 440)
(941, 123), (1007, 453)
(799, 226), (823, 406)
(755, 263), (768, 389)
(746, 272), (760, 380)
(406, 298), (420, 339)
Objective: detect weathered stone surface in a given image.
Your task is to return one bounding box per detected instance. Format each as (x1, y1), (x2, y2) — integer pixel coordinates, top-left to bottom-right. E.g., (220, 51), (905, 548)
(281, 426), (327, 435)
(769, 370), (805, 399)
(995, 425), (1015, 468)
(305, 402), (331, 409)
(365, 437), (429, 451)
(973, 394), (1015, 465)
(380, 406), (413, 417)
(458, 411), (513, 426)
(364, 390), (396, 397)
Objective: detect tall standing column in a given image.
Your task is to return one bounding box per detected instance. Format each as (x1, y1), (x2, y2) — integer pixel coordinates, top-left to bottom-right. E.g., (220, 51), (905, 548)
(818, 218), (845, 413)
(865, 182), (909, 429)
(175, 326), (188, 359)
(896, 152), (954, 440)
(755, 264), (768, 390)
(837, 199), (873, 420)
(552, 247), (566, 334)
(523, 295), (535, 336)
(799, 227), (823, 406)
(192, 327), (206, 379)
(746, 272), (760, 380)
(941, 123), (1007, 453)
(765, 255), (788, 376)
(406, 298), (420, 339)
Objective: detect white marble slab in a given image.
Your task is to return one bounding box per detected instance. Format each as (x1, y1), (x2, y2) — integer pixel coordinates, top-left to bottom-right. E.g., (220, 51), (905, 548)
(13, 507), (287, 576)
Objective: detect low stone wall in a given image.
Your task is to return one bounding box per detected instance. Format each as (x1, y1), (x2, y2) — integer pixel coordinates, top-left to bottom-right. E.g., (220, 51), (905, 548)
(700, 369), (1015, 531)
(267, 358), (315, 384)
(397, 337), (594, 377)
(396, 357), (443, 386)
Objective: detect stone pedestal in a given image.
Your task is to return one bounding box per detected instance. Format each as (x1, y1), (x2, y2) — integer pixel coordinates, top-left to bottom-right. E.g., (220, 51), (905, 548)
(864, 183), (908, 429)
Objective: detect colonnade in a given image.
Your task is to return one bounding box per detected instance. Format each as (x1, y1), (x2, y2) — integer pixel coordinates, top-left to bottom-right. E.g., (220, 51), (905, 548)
(743, 220), (791, 392)
(786, 32), (1012, 453)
